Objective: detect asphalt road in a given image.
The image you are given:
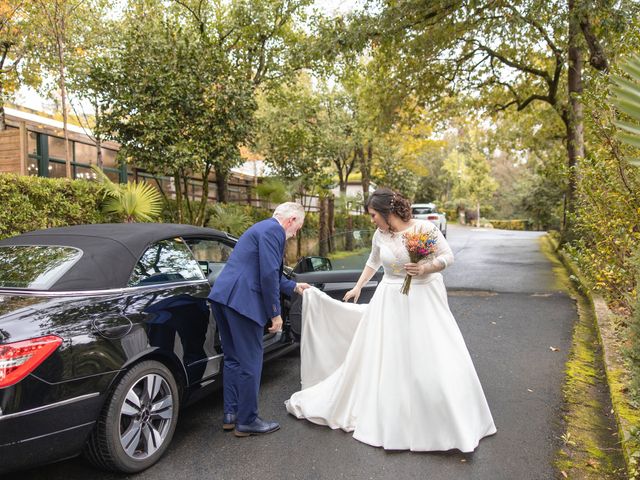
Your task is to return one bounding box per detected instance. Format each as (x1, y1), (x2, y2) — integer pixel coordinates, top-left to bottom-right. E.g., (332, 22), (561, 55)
(18, 225), (575, 480)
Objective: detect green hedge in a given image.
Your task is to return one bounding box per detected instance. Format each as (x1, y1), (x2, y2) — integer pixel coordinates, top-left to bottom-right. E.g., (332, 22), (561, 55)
(488, 219), (534, 231)
(0, 174), (111, 239)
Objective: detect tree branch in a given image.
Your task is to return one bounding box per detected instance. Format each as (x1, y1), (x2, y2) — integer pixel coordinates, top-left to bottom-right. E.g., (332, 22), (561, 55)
(473, 41), (552, 82)
(505, 4), (562, 56)
(580, 15), (608, 71)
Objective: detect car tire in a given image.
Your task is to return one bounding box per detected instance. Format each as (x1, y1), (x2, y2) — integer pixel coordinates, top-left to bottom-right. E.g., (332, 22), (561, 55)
(84, 360), (180, 473)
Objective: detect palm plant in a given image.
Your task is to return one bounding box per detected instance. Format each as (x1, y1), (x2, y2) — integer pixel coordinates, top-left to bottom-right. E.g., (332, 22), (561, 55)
(254, 177), (292, 205)
(91, 166), (163, 223)
(611, 54), (640, 166)
(207, 203), (253, 237)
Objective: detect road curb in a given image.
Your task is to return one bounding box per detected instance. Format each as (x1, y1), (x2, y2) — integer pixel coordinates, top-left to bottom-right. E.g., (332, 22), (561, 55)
(548, 234), (640, 479)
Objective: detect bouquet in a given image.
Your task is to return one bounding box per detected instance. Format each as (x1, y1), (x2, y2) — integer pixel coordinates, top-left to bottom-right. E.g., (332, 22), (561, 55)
(401, 228), (438, 295)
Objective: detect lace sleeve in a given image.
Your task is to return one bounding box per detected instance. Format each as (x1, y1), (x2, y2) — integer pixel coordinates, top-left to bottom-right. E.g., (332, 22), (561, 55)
(432, 224), (454, 269)
(365, 229), (382, 271)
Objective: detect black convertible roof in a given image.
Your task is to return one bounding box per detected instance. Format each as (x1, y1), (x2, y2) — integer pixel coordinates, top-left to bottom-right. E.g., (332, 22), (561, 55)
(0, 223), (229, 291)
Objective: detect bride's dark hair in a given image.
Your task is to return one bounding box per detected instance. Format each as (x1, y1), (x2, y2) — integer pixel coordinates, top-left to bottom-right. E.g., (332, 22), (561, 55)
(364, 188), (412, 227)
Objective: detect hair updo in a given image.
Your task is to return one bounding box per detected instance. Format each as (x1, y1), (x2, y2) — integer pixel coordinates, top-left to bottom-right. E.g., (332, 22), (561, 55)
(364, 188), (412, 228)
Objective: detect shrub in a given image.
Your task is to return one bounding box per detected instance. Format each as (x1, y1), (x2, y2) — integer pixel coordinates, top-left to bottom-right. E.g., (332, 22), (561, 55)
(488, 219), (534, 231)
(0, 174), (112, 239)
(207, 203), (254, 237)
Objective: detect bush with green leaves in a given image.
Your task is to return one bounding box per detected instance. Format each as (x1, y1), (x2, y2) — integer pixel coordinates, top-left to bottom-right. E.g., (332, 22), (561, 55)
(207, 203), (254, 237)
(0, 174), (111, 239)
(488, 219), (533, 231)
(564, 55), (640, 312)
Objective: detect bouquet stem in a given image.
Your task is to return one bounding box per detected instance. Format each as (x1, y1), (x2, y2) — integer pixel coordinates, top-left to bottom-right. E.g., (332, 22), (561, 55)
(401, 274), (412, 295)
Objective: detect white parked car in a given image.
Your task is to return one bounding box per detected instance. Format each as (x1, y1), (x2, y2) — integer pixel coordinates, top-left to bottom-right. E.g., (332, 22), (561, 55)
(411, 203), (447, 237)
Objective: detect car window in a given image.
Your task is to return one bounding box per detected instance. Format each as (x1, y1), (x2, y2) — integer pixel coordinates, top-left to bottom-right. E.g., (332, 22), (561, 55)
(129, 239), (205, 287)
(292, 229), (376, 271)
(412, 207), (435, 215)
(0, 245), (82, 290)
(184, 238), (234, 279)
(185, 238), (233, 263)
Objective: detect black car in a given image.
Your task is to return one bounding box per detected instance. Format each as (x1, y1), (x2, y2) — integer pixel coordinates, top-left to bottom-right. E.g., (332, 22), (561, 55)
(0, 223), (381, 474)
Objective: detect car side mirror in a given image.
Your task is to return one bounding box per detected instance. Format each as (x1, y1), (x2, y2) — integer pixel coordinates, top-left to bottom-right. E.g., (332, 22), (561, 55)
(293, 256), (333, 273)
(198, 261), (210, 275)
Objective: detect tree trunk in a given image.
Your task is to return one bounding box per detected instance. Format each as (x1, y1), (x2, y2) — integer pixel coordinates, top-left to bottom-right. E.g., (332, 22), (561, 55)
(0, 85), (5, 130)
(56, 28), (72, 178)
(94, 100), (104, 169)
(174, 173), (184, 223)
(476, 201), (480, 228)
(319, 196), (329, 257)
(566, 0), (585, 233)
(345, 215), (354, 251)
(361, 141), (373, 204)
(215, 166), (229, 203)
(328, 195), (335, 253)
(195, 166), (211, 226)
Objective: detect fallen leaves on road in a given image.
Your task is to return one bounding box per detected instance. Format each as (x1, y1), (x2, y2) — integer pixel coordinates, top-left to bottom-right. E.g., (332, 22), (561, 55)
(560, 471), (568, 478)
(550, 346), (560, 352)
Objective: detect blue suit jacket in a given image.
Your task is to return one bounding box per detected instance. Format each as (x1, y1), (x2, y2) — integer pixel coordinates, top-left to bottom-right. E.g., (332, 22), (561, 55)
(208, 218), (296, 327)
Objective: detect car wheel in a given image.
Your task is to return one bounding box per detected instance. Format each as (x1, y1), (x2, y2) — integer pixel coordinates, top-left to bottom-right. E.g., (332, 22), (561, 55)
(84, 360), (179, 473)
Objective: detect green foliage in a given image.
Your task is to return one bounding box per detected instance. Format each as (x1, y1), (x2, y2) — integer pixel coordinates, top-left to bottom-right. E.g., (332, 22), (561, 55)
(372, 152), (419, 198)
(628, 250), (640, 405)
(0, 174), (111, 239)
(254, 178), (292, 204)
(90, 2), (255, 224)
(611, 54), (640, 165)
(92, 166), (163, 223)
(207, 203), (254, 237)
(488, 219), (533, 231)
(566, 68), (640, 311)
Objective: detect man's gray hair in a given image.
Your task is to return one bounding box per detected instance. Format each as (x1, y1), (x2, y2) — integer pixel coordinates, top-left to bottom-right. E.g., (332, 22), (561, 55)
(273, 202), (305, 224)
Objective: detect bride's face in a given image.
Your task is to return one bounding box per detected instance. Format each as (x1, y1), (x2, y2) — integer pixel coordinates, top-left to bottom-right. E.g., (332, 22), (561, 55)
(368, 208), (389, 231)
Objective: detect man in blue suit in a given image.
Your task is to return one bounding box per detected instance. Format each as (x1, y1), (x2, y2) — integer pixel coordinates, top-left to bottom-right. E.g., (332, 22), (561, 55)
(209, 202), (310, 436)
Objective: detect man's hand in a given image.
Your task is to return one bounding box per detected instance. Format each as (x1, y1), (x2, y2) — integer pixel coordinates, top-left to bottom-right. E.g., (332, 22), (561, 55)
(294, 282), (312, 295)
(268, 315), (283, 333)
(343, 286), (362, 303)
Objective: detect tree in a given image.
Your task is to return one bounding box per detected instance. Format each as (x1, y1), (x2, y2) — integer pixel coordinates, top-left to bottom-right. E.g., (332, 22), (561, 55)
(254, 75), (331, 198)
(347, 0), (635, 233)
(92, 3), (255, 225)
(0, 1), (41, 129)
(33, 0), (102, 176)
(441, 126), (498, 225)
(173, 0), (315, 201)
(611, 53), (640, 165)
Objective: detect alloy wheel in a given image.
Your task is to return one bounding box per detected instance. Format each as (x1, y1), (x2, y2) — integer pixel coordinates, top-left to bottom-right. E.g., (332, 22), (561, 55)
(118, 373), (174, 460)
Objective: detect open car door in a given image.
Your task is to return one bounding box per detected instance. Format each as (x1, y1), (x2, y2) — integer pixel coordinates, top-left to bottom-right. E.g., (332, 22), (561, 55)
(286, 225), (382, 339)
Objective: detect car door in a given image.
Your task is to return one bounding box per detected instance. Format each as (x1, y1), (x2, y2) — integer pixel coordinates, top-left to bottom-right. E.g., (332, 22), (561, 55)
(123, 238), (217, 387)
(183, 236), (289, 354)
(286, 227), (384, 341)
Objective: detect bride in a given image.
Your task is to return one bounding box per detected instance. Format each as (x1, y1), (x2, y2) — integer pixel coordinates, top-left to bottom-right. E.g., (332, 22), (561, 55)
(285, 188), (496, 452)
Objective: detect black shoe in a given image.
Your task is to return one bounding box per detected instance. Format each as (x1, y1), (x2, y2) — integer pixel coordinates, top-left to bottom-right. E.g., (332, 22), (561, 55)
(234, 417), (280, 437)
(223, 413), (237, 431)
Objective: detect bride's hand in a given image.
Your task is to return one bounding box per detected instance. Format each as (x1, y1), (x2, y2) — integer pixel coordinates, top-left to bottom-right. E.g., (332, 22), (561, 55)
(404, 262), (425, 276)
(343, 286), (361, 303)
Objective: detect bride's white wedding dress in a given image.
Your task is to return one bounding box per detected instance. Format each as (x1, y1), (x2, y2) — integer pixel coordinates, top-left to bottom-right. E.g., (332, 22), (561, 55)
(285, 220), (496, 452)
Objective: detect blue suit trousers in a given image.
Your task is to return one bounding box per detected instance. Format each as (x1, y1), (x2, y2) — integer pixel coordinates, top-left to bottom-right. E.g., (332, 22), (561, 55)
(210, 301), (264, 425)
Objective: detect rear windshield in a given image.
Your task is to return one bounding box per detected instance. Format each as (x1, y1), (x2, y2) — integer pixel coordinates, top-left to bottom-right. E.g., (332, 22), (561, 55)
(412, 207), (435, 214)
(0, 245), (83, 290)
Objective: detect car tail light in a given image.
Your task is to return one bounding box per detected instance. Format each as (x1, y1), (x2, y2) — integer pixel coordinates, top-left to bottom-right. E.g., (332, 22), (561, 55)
(427, 215), (439, 221)
(0, 335), (62, 388)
